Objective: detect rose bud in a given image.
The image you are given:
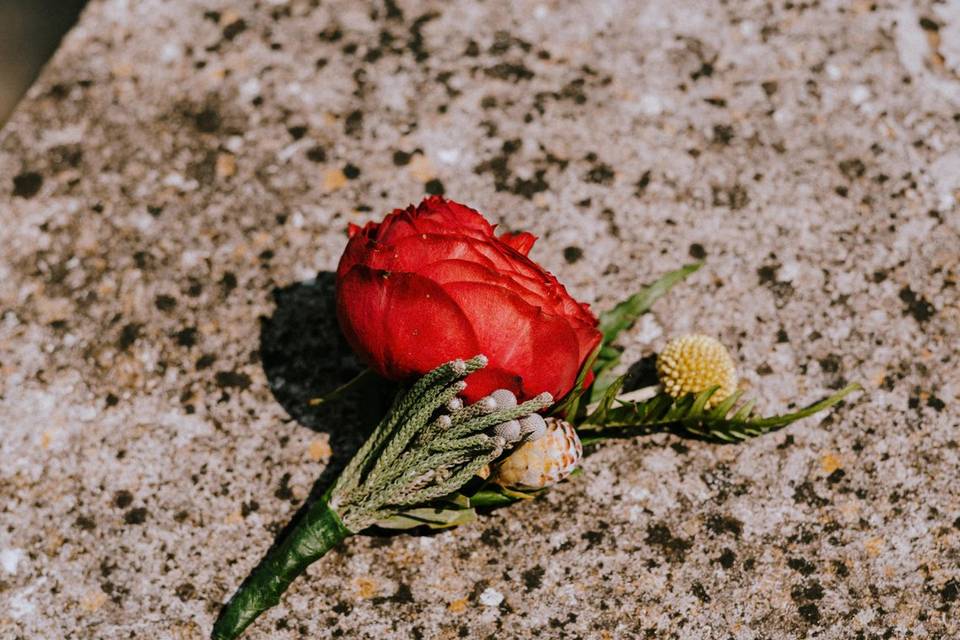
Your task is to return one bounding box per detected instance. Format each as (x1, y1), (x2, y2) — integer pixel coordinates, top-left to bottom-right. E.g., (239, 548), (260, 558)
(336, 196), (602, 403)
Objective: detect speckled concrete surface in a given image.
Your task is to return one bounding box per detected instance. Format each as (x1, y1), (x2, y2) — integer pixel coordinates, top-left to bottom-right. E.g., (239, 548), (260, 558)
(2, 0), (959, 638)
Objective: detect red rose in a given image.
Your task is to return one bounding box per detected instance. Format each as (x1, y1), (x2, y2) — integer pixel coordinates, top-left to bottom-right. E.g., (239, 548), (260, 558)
(336, 196), (601, 403)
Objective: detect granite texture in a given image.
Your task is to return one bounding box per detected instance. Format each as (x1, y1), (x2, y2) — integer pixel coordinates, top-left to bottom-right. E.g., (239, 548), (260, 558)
(2, 0), (959, 638)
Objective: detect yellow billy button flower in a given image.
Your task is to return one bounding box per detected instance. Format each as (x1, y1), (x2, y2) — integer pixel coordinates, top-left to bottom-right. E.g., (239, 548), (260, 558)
(656, 334), (738, 408)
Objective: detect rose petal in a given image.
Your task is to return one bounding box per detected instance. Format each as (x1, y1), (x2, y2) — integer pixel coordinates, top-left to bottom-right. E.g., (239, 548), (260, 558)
(441, 281), (581, 400)
(499, 231), (537, 255)
(337, 266), (479, 380)
(418, 196), (494, 235)
(462, 366), (523, 401)
(335, 196), (602, 403)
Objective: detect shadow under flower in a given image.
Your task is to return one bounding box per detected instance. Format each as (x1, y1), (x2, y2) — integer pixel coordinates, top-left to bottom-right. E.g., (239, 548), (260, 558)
(256, 272), (421, 546)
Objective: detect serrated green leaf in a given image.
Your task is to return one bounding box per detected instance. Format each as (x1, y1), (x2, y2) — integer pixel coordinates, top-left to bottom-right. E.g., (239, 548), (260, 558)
(589, 263), (703, 403)
(690, 386), (720, 415)
(731, 399), (756, 422)
(579, 383), (861, 444)
(585, 374), (627, 424)
(708, 389), (745, 418)
(466, 488), (515, 508)
(590, 355), (625, 404)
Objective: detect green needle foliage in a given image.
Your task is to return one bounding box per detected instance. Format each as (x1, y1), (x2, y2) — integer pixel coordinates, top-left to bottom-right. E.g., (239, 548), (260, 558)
(578, 382), (862, 445)
(212, 356), (551, 640)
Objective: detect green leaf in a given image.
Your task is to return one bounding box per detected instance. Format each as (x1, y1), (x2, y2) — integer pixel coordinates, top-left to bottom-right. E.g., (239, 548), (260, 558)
(375, 506), (477, 530)
(579, 383), (861, 445)
(553, 342), (601, 422)
(376, 483), (543, 525)
(466, 488), (517, 508)
(590, 263), (702, 402)
(590, 353), (625, 404)
(596, 262), (703, 345)
(585, 374), (627, 424)
(468, 486), (543, 508)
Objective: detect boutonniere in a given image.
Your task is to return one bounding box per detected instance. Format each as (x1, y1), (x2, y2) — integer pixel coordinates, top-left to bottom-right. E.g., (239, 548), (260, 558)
(212, 197), (859, 639)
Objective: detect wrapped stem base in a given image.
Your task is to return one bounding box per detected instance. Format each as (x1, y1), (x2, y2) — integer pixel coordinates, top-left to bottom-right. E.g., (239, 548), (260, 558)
(211, 500), (350, 640)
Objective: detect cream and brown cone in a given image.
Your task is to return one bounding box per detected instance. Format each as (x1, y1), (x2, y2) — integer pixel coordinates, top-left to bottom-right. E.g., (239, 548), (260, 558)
(491, 417), (582, 490)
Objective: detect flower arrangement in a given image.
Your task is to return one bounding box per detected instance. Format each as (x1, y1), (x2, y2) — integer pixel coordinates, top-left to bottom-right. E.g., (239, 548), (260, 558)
(211, 197), (859, 639)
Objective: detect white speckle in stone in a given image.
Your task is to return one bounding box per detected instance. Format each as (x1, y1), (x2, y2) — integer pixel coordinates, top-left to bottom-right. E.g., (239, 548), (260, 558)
(850, 85), (870, 105)
(639, 94), (664, 116)
(585, 466), (616, 503)
(133, 212), (155, 232)
(635, 314), (663, 344)
(160, 42), (180, 63)
(937, 1), (960, 74)
(856, 608), (877, 625)
(437, 148), (460, 164)
(479, 587), (504, 607)
(240, 78), (261, 102)
(548, 531), (567, 549)
(162, 173), (198, 192)
(643, 449), (677, 474)
(180, 250), (205, 269)
(534, 5), (548, 19)
(929, 150), (960, 211)
(103, 0), (132, 20)
(225, 135), (244, 153)
(772, 108), (793, 126)
(825, 63), (842, 80)
(778, 261), (800, 283)
(278, 139), (308, 162)
(9, 588), (36, 619)
(1, 548), (24, 574)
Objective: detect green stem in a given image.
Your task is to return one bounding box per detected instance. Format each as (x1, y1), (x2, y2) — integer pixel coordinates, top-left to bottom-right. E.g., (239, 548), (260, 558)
(211, 499), (351, 640)
(307, 368), (376, 406)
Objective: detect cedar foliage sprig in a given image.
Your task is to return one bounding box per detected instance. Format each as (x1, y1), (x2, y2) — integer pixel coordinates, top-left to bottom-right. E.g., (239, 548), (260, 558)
(212, 356), (552, 640)
(330, 355), (552, 531)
